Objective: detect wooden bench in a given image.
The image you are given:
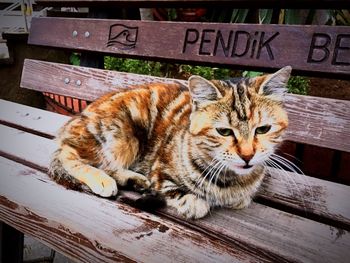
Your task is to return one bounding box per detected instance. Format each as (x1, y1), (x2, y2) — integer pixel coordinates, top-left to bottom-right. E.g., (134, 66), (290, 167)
(1, 1), (350, 262)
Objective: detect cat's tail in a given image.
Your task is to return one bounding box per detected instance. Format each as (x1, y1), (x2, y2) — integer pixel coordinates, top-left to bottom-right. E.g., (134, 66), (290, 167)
(49, 149), (90, 192)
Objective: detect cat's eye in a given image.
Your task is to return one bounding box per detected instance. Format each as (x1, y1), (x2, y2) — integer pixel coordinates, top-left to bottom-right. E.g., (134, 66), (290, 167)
(255, 125), (271, 135)
(216, 128), (234, 137)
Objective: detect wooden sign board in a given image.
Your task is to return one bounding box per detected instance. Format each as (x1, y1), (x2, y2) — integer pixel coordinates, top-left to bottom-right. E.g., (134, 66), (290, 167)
(29, 17), (350, 77)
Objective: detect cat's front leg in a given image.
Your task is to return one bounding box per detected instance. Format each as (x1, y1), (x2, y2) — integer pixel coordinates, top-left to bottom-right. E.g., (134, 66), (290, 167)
(109, 169), (151, 192)
(167, 193), (210, 219)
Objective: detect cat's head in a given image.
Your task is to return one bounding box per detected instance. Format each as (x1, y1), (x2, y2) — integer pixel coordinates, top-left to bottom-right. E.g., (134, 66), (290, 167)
(188, 66), (291, 176)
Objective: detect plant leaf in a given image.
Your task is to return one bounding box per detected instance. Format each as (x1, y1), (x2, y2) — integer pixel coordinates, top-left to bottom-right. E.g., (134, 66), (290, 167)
(259, 9), (273, 24)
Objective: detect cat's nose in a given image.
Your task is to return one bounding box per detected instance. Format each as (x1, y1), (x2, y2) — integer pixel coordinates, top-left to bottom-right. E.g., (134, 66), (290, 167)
(240, 154), (254, 165)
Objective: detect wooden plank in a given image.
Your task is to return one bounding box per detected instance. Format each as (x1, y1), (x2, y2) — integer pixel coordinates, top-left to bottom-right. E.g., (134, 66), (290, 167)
(1, 116), (350, 231)
(0, 157), (259, 263)
(1, 138), (350, 262)
(28, 17), (350, 78)
(35, 0), (350, 8)
(283, 94), (350, 153)
(0, 124), (55, 171)
(0, 99), (69, 139)
(21, 59), (350, 152)
(260, 168), (350, 230)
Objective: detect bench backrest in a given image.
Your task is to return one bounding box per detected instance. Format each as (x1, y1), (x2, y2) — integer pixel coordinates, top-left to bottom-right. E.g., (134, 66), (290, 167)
(28, 17), (350, 78)
(20, 2), (350, 181)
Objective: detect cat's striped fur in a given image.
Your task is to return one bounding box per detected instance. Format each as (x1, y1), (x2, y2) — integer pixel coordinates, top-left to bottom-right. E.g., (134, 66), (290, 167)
(50, 66), (291, 219)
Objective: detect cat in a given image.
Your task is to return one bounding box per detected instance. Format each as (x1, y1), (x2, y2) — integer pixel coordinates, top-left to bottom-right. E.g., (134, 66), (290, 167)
(49, 66), (291, 219)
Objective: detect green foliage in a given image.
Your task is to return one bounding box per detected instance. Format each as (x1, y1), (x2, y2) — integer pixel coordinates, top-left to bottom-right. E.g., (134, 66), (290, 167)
(70, 53), (80, 66)
(327, 10), (350, 25)
(242, 71), (262, 78)
(104, 57), (163, 77)
(230, 9), (249, 23)
(259, 9), (273, 24)
(181, 65), (232, 79)
(287, 76), (309, 95)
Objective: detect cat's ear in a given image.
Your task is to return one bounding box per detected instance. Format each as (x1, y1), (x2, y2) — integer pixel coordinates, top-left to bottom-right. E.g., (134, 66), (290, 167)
(255, 66), (292, 100)
(188, 75), (222, 108)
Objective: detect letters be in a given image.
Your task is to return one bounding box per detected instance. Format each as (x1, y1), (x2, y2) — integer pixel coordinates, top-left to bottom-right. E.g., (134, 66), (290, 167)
(307, 33), (350, 66)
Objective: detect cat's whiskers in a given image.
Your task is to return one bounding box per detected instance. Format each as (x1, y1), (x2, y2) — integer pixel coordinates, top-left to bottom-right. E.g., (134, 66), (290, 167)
(270, 153), (314, 199)
(206, 158), (226, 202)
(265, 157), (308, 214)
(264, 159), (295, 193)
(197, 157), (221, 189)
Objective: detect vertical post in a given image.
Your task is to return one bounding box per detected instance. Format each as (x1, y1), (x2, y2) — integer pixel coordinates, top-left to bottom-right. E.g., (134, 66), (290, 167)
(80, 7), (140, 68)
(0, 222), (24, 263)
(80, 8), (113, 69)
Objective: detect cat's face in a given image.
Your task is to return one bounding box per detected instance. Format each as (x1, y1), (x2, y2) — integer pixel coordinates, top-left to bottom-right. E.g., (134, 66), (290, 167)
(188, 67), (291, 176)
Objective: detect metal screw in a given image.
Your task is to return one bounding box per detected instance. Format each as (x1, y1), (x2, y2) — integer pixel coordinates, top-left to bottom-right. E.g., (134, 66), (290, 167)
(76, 80), (82, 86)
(64, 78), (70, 84)
(72, 30), (78, 37)
(84, 31), (90, 38)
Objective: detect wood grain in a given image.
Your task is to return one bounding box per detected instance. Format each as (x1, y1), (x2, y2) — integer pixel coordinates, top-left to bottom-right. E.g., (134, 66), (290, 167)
(28, 17), (350, 77)
(0, 157), (264, 263)
(1, 151), (350, 262)
(1, 109), (350, 230)
(21, 59), (350, 152)
(35, 0), (350, 8)
(0, 99), (69, 139)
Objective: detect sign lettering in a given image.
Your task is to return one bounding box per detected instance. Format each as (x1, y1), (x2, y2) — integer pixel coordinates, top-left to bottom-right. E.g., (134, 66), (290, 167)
(182, 29), (279, 60)
(307, 33), (350, 66)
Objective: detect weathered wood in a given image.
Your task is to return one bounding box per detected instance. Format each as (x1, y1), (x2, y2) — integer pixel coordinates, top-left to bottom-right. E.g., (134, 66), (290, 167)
(21, 59), (350, 152)
(260, 168), (350, 230)
(28, 17), (350, 78)
(35, 0), (350, 8)
(0, 157), (261, 263)
(0, 99), (69, 139)
(283, 94), (350, 153)
(0, 148), (350, 262)
(1, 140), (349, 262)
(1, 110), (350, 231)
(0, 124), (56, 171)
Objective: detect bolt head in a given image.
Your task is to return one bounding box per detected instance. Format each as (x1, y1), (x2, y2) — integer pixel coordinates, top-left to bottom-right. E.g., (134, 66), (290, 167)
(72, 30), (78, 37)
(64, 78), (70, 84)
(76, 80), (82, 86)
(84, 31), (90, 38)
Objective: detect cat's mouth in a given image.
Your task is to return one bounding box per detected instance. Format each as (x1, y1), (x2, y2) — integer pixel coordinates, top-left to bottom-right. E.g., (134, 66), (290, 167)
(225, 163), (254, 175)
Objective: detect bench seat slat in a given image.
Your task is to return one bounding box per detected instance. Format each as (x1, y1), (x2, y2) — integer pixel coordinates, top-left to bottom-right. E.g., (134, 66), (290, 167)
(21, 59), (350, 152)
(0, 99), (69, 139)
(0, 107), (350, 233)
(0, 157), (261, 263)
(1, 140), (349, 262)
(0, 103), (349, 229)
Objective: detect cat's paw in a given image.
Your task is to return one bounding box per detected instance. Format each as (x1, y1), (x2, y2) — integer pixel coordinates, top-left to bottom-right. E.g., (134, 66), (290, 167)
(86, 172), (118, 197)
(112, 170), (150, 193)
(168, 194), (210, 219)
(126, 174), (151, 193)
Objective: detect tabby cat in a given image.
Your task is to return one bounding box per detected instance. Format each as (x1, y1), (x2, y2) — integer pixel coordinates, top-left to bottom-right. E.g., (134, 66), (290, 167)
(50, 66), (291, 219)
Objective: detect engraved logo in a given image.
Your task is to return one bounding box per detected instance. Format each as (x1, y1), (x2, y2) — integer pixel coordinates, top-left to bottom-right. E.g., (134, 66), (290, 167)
(107, 24), (138, 50)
